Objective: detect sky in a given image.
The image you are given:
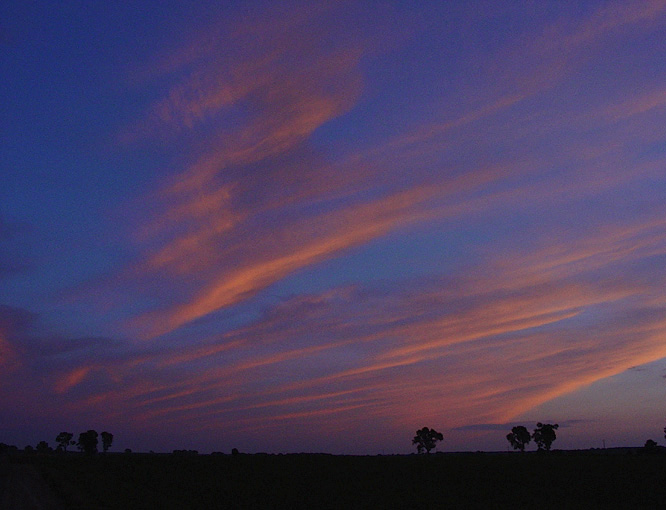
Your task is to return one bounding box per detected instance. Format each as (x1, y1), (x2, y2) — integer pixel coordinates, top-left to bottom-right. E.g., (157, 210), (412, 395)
(1, 1), (665, 454)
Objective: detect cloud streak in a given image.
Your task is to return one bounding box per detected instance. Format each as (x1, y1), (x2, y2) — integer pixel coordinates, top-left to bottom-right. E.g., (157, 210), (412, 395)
(5, 208), (663, 451)
(3, 1), (666, 453)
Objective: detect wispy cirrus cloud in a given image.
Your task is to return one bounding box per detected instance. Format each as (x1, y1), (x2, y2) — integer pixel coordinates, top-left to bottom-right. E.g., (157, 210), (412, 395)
(20, 1), (664, 453)
(91, 1), (662, 344)
(2, 209), (664, 452)
(44, 214), (666, 431)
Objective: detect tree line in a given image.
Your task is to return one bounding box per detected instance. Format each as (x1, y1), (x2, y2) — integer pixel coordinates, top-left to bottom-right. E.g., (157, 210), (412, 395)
(506, 423), (558, 451)
(0, 430), (114, 455)
(3, 423), (666, 456)
(413, 424), (666, 454)
(56, 430), (114, 455)
(411, 423), (560, 454)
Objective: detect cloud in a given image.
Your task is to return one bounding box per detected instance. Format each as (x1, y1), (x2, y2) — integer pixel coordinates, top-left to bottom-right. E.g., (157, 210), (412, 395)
(79, 0), (661, 344)
(2, 210), (664, 451)
(132, 170), (510, 337)
(21, 2), (664, 453)
(54, 366), (93, 394)
(0, 304), (37, 335)
(122, 3), (363, 144)
(48, 212), (655, 441)
(453, 423), (512, 432)
(0, 304), (141, 422)
(455, 419), (592, 432)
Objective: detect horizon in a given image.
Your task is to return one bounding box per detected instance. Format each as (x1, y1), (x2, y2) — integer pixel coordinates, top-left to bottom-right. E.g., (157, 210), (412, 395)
(1, 1), (665, 455)
(5, 429), (666, 455)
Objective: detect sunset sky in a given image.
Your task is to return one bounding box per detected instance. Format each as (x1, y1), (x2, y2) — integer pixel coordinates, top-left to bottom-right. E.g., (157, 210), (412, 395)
(1, 1), (665, 454)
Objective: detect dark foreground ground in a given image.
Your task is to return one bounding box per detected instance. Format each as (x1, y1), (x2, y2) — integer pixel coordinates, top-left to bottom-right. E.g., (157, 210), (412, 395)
(2, 450), (666, 509)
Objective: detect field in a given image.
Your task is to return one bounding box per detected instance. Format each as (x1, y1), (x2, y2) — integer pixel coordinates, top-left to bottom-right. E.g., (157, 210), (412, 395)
(3, 450), (666, 508)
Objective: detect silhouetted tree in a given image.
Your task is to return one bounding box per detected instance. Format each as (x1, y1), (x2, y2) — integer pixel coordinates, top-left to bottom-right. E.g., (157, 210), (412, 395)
(0, 443), (18, 455)
(101, 431), (113, 453)
(506, 425), (531, 452)
(56, 432), (75, 452)
(664, 426), (666, 442)
(532, 423), (558, 451)
(232, 448), (239, 455)
(644, 439), (658, 453)
(36, 441), (51, 454)
(412, 427), (444, 454)
(77, 430), (99, 455)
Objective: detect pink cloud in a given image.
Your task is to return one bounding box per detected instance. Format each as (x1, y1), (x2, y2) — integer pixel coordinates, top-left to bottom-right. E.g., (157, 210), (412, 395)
(23, 2), (665, 453)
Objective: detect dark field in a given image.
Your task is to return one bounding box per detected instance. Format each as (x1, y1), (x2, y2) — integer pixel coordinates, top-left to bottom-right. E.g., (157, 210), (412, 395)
(3, 450), (666, 509)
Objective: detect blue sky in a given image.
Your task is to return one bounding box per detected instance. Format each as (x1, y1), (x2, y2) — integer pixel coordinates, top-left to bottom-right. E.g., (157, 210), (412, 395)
(1, 1), (665, 454)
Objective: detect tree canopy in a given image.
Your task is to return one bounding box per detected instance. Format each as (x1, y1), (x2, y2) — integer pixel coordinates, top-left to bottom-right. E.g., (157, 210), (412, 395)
(532, 423), (559, 451)
(412, 427), (443, 454)
(506, 425), (531, 452)
(78, 430), (99, 455)
(56, 432), (74, 452)
(101, 431), (114, 453)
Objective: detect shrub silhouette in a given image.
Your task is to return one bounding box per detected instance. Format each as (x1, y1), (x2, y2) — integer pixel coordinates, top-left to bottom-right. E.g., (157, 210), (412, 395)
(412, 427), (443, 454)
(644, 439), (658, 453)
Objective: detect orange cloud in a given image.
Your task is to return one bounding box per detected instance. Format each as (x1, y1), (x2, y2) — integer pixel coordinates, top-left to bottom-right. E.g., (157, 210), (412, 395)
(54, 366), (92, 394)
(39, 2), (663, 451)
(109, 0), (666, 348)
(605, 87), (666, 121)
(131, 162), (510, 337)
